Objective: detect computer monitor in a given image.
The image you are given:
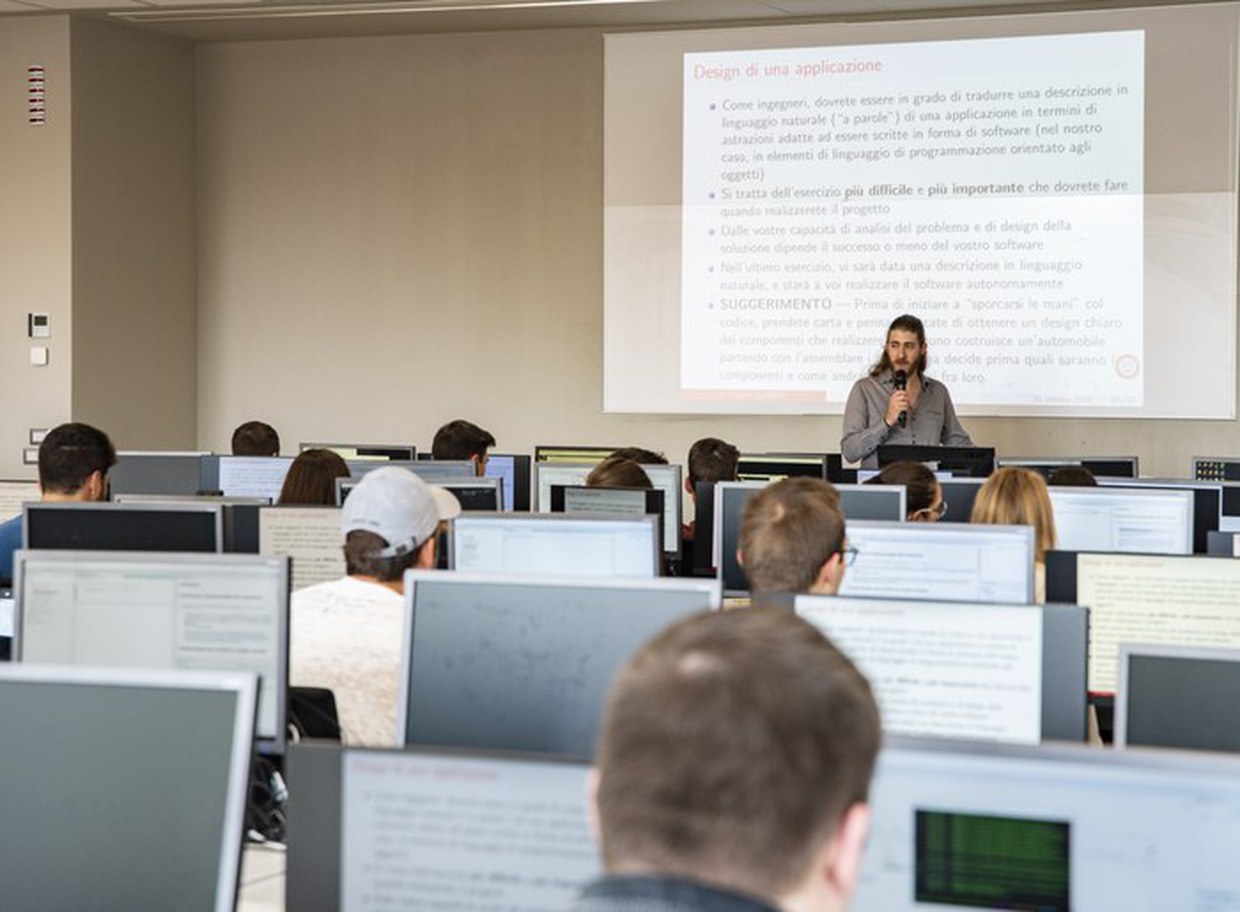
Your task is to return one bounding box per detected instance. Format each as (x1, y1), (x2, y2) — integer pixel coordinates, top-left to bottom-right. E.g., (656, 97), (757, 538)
(216, 455), (292, 501)
(0, 664), (255, 910)
(711, 481), (770, 594)
(110, 495), (266, 554)
(840, 521), (1035, 604)
(400, 571), (720, 754)
(1048, 486), (1195, 555)
(484, 453), (531, 511)
(1116, 644), (1240, 752)
(855, 736), (1240, 909)
(1065, 552), (1240, 694)
(692, 479), (718, 575)
(876, 444), (996, 478)
(301, 442), (416, 461)
(0, 479), (39, 522)
(24, 501), (223, 553)
(106, 451), (213, 497)
(550, 484), (666, 549)
(534, 461), (592, 511)
(13, 550), (289, 754)
(1208, 530), (1240, 556)
(797, 596), (1088, 743)
(534, 444), (617, 464)
(1220, 484), (1240, 533)
(1193, 455), (1240, 482)
(440, 477), (503, 511)
(449, 513), (660, 578)
(345, 458), (475, 481)
(285, 744), (598, 912)
(737, 453), (827, 483)
(937, 477), (985, 525)
(834, 484), (907, 521)
(1002, 455), (1140, 478)
(1096, 478), (1220, 553)
(258, 506), (344, 591)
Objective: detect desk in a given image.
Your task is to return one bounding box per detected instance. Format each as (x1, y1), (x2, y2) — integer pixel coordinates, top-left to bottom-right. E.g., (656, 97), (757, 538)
(238, 843), (285, 912)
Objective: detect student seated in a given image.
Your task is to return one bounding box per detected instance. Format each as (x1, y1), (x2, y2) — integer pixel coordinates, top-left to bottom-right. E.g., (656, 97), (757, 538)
(0, 422), (115, 584)
(431, 419), (496, 476)
(587, 455), (653, 489)
(290, 466), (460, 745)
(680, 437), (739, 572)
(231, 420), (280, 456)
(610, 446), (668, 465)
(278, 448), (350, 506)
(736, 477), (850, 597)
(1047, 465), (1098, 487)
(867, 460), (945, 521)
(971, 466), (1057, 604)
(580, 608), (880, 912)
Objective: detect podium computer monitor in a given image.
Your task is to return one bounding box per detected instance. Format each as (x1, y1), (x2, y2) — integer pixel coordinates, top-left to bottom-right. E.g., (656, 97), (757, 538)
(13, 550), (290, 755)
(0, 664), (255, 911)
(877, 445), (996, 478)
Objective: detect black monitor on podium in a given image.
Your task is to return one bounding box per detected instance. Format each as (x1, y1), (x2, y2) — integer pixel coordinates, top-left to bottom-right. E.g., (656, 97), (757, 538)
(877, 445), (996, 478)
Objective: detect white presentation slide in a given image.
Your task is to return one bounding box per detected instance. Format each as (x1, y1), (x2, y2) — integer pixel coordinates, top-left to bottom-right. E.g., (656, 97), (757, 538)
(604, 8), (1240, 418)
(1050, 488), (1194, 555)
(682, 32), (1142, 407)
(1077, 553), (1240, 693)
(452, 518), (659, 578)
(799, 597), (1042, 743)
(857, 743), (1240, 910)
(838, 522), (1033, 604)
(342, 752), (598, 912)
(18, 559), (283, 738)
(259, 506), (346, 591)
(218, 456), (292, 501)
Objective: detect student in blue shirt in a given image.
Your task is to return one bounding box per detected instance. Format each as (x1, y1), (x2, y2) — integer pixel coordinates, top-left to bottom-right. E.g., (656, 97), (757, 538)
(0, 422), (115, 584)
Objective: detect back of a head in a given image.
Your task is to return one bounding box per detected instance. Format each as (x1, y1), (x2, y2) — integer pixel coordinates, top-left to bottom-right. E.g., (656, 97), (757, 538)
(1047, 465), (1098, 487)
(971, 466), (1057, 559)
(687, 437), (740, 486)
(596, 608), (881, 899)
(341, 466), (462, 581)
(739, 477), (844, 594)
(278, 448), (350, 506)
(610, 446), (668, 466)
(586, 455), (653, 489)
(870, 460), (938, 516)
(39, 423), (116, 496)
(231, 421), (280, 457)
(431, 419), (496, 461)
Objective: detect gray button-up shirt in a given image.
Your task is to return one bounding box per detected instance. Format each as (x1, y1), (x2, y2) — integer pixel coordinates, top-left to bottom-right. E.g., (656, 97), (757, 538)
(841, 370), (973, 468)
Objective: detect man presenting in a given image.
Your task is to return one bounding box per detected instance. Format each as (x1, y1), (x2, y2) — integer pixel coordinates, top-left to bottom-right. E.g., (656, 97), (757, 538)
(841, 314), (972, 468)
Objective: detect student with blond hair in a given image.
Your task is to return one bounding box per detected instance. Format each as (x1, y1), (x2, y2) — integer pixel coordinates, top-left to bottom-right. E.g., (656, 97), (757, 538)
(971, 466), (1058, 603)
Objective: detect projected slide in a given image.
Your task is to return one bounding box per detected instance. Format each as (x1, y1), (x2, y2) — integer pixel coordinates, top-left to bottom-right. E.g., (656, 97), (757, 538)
(681, 31), (1143, 407)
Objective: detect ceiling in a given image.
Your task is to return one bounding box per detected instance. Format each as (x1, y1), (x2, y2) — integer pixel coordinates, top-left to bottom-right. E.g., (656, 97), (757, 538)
(0, 0), (1208, 41)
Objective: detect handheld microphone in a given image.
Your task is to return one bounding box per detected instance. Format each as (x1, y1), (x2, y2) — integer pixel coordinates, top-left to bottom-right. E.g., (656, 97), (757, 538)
(893, 369), (908, 428)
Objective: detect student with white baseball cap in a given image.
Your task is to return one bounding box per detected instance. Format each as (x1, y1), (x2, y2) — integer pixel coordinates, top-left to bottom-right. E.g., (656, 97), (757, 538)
(290, 466), (461, 745)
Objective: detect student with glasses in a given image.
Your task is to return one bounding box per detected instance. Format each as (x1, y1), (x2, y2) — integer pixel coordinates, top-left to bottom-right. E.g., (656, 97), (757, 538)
(736, 477), (852, 597)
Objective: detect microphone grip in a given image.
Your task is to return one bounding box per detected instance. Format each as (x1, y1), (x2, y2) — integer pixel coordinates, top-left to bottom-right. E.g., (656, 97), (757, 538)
(894, 370), (908, 429)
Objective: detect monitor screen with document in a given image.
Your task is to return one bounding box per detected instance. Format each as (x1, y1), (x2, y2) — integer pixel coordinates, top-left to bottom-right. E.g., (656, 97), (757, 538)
(797, 596), (1087, 743)
(1049, 486), (1195, 555)
(12, 550), (289, 754)
(449, 513), (660, 578)
(840, 521), (1035, 604)
(285, 744), (598, 912)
